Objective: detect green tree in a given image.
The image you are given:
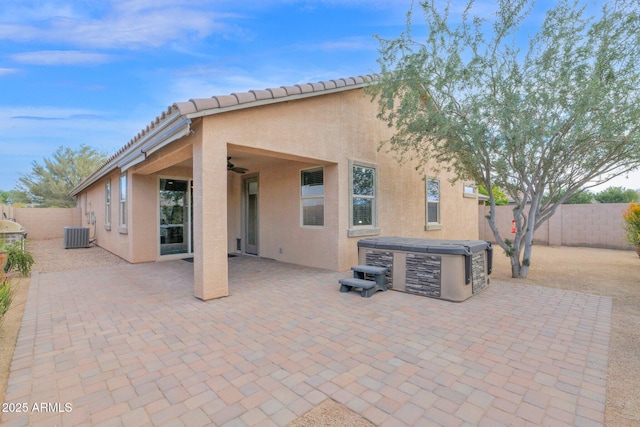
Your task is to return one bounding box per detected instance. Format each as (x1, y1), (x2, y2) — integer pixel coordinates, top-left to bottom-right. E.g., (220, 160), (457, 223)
(594, 186), (639, 203)
(543, 188), (594, 204)
(17, 145), (107, 208)
(370, 0), (640, 278)
(0, 190), (30, 207)
(563, 190), (595, 204)
(478, 185), (509, 206)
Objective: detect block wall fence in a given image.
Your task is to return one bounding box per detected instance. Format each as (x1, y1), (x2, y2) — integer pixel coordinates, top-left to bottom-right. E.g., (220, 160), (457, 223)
(1, 202), (635, 250)
(478, 203), (634, 251)
(1, 204), (82, 240)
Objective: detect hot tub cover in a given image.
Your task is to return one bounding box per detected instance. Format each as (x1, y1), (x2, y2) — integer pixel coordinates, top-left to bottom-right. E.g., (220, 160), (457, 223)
(357, 236), (491, 255)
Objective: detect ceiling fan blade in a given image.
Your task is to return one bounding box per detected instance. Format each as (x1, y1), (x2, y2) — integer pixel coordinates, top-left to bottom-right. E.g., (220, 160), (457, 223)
(227, 157), (248, 173)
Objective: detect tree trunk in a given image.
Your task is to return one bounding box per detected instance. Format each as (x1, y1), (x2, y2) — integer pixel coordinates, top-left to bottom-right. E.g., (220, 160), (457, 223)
(519, 236), (533, 278)
(508, 228), (536, 278)
(510, 255), (522, 277)
(509, 224), (535, 278)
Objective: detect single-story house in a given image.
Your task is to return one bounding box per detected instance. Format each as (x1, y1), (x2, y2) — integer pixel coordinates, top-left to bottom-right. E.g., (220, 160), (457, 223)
(70, 74), (480, 300)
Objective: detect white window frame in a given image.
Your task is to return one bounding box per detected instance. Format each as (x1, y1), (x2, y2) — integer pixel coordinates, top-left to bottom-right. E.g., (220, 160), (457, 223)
(300, 167), (324, 227)
(426, 177), (442, 230)
(105, 179), (111, 231)
(463, 183), (477, 198)
(348, 160), (380, 237)
(83, 193), (89, 224)
(119, 172), (128, 233)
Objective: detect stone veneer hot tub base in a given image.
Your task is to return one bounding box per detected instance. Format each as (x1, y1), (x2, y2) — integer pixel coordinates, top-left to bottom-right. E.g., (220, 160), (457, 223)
(358, 237), (492, 302)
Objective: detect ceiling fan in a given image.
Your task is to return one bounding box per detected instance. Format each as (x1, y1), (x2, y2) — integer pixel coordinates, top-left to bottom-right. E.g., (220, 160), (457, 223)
(227, 157), (248, 174)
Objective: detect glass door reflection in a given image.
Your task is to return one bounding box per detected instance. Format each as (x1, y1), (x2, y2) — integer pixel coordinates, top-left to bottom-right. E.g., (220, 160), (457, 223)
(160, 179), (190, 256)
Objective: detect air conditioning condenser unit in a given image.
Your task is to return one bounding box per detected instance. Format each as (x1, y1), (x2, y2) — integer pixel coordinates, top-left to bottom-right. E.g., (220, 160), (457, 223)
(63, 227), (90, 249)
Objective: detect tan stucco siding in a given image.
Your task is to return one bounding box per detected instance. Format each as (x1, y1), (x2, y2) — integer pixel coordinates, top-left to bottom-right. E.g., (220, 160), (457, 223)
(79, 169), (130, 261)
(74, 85), (480, 286)
(202, 90), (381, 164)
(129, 173), (158, 263)
(202, 88), (479, 271)
(193, 120), (229, 300)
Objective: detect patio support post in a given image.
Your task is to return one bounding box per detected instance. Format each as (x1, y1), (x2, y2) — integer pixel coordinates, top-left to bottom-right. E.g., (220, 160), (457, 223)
(192, 130), (229, 300)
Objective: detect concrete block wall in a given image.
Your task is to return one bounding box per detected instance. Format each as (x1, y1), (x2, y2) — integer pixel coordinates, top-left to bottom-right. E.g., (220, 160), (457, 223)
(0, 204), (82, 240)
(479, 203), (634, 250)
(0, 204), (15, 221)
(559, 203), (630, 249)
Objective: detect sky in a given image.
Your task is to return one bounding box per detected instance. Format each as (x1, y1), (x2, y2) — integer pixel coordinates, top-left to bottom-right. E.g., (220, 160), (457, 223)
(0, 0), (638, 193)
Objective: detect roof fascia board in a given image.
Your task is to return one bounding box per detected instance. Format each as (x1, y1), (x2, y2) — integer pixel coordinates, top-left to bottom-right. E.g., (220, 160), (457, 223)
(184, 82), (370, 120)
(71, 77), (374, 197)
(140, 115), (192, 157)
(70, 111), (191, 196)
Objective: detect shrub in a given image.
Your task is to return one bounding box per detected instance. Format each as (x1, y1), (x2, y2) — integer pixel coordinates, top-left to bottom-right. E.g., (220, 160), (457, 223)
(478, 185), (509, 206)
(0, 275), (12, 323)
(4, 242), (35, 277)
(622, 202), (640, 247)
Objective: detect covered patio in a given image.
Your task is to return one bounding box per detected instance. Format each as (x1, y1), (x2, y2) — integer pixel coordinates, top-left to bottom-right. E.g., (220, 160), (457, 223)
(2, 255), (610, 426)
(126, 134), (341, 301)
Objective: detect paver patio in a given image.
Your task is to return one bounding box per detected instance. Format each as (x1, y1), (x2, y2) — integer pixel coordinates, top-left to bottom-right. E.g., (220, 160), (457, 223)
(1, 256), (611, 426)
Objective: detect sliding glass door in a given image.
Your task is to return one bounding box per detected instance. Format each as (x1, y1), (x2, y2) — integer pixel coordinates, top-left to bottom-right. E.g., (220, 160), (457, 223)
(159, 178), (192, 257)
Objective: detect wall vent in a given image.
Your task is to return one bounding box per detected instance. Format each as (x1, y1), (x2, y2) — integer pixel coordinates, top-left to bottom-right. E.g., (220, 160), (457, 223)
(63, 227), (90, 249)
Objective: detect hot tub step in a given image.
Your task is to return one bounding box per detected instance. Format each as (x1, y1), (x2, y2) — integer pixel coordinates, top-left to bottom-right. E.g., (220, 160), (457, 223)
(339, 277), (384, 298)
(351, 265), (388, 275)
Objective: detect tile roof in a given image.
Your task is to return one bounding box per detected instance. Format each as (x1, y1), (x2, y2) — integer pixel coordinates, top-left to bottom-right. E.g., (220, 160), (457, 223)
(70, 74), (379, 196)
(173, 74), (378, 116)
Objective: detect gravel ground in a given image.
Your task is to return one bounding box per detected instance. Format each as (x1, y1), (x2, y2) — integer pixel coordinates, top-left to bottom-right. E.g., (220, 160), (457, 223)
(1, 239), (639, 426)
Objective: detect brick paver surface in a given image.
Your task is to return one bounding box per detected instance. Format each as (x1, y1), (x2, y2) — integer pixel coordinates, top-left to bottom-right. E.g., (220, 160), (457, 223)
(1, 257), (611, 426)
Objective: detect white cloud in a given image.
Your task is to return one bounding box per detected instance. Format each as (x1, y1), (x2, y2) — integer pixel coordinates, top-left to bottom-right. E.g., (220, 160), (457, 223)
(0, 0), (408, 50)
(590, 169), (640, 192)
(166, 69), (285, 103)
(0, 1), (234, 49)
(11, 50), (114, 65)
(0, 67), (19, 76)
(290, 36), (376, 53)
(162, 62), (372, 107)
(0, 106), (138, 154)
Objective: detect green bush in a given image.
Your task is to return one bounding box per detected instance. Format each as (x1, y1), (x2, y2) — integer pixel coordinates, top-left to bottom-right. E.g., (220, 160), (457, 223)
(4, 242), (35, 277)
(595, 187), (640, 204)
(478, 185), (509, 206)
(0, 275), (12, 322)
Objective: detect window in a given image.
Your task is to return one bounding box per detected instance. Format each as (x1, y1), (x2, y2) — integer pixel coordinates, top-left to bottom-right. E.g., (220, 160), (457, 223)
(119, 172), (127, 232)
(301, 167), (324, 226)
(426, 178), (441, 227)
(105, 180), (111, 230)
(463, 183), (477, 198)
(347, 161), (380, 237)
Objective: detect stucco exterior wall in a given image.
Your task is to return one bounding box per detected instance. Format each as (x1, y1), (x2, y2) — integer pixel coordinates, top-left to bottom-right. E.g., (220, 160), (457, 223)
(204, 89), (479, 271)
(229, 160), (341, 270)
(79, 170), (130, 260)
(74, 86), (480, 276)
(479, 203), (634, 250)
(130, 173), (159, 263)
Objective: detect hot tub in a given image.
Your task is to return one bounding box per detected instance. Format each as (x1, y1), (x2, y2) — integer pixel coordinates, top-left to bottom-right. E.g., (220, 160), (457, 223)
(357, 237), (493, 302)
